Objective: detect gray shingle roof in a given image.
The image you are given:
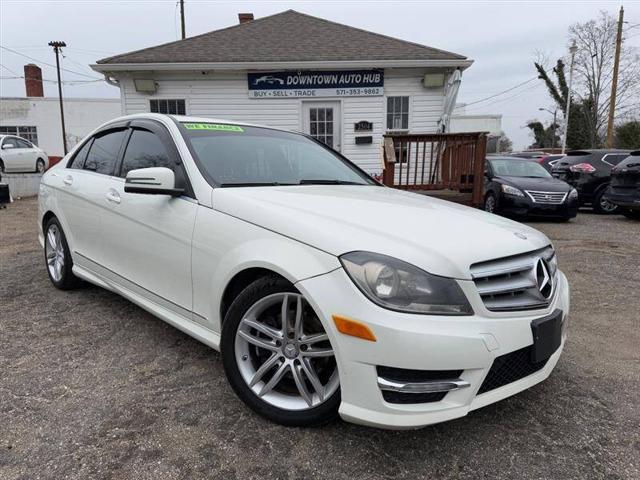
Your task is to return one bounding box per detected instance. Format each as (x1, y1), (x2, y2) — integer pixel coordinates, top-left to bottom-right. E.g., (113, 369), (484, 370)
(97, 10), (466, 64)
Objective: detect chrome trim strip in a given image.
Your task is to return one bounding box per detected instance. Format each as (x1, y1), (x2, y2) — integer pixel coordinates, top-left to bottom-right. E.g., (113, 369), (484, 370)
(377, 377), (470, 394)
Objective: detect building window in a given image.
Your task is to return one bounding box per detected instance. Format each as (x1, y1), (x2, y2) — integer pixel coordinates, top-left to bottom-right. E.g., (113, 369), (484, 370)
(149, 99), (186, 115)
(386, 96), (409, 131)
(0, 126), (38, 145)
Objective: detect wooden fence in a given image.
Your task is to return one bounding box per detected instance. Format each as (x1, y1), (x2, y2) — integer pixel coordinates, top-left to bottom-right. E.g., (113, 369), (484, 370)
(381, 132), (488, 206)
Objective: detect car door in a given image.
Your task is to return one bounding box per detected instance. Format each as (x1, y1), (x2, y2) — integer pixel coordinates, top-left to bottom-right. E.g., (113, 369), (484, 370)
(1, 137), (21, 172)
(15, 138), (36, 170)
(54, 126), (129, 266)
(100, 120), (197, 314)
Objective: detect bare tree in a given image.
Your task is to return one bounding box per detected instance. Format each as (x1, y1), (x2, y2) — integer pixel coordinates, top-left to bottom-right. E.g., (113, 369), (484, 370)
(569, 11), (640, 146)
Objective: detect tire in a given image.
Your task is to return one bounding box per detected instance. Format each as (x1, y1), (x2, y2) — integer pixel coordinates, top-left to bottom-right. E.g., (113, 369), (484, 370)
(44, 217), (80, 290)
(593, 188), (618, 214)
(484, 192), (497, 214)
(221, 275), (340, 427)
(623, 209), (640, 220)
(36, 158), (45, 174)
(0, 159), (4, 174)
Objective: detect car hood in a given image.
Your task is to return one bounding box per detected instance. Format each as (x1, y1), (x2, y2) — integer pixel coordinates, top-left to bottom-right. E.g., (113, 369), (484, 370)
(496, 176), (572, 192)
(212, 185), (551, 280)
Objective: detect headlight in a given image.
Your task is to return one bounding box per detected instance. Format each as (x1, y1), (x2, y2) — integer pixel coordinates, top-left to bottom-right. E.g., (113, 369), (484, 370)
(568, 188), (578, 199)
(340, 252), (473, 315)
(501, 184), (524, 197)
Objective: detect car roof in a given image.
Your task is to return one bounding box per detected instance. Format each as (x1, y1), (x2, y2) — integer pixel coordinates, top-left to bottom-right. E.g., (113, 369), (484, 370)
(100, 113), (278, 132)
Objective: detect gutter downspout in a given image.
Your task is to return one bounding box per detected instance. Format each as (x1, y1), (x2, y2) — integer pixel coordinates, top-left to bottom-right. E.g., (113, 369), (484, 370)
(439, 69), (462, 133)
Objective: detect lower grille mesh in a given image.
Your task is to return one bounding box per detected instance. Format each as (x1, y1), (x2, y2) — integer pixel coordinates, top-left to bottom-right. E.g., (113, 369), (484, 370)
(478, 345), (548, 394)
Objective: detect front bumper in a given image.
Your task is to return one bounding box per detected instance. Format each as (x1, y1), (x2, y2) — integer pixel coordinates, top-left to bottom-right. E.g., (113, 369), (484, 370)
(296, 268), (570, 429)
(499, 193), (578, 218)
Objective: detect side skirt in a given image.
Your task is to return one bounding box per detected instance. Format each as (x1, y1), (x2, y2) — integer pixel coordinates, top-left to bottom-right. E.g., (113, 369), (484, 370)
(72, 255), (221, 351)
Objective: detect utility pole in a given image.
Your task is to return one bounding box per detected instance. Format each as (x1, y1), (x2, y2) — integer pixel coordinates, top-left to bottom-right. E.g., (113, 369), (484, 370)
(561, 41), (578, 154)
(606, 6), (624, 148)
(48, 41), (68, 155)
(180, 0), (186, 39)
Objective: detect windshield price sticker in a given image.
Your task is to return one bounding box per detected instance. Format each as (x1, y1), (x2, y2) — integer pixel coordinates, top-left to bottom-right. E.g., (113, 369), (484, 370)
(184, 123), (244, 132)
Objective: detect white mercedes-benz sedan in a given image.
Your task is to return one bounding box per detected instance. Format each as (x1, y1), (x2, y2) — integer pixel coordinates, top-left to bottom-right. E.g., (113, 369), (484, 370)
(38, 114), (570, 429)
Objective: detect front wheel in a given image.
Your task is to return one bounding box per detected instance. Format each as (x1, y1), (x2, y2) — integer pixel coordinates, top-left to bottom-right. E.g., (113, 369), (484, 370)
(221, 275), (340, 427)
(36, 159), (45, 173)
(484, 192), (497, 214)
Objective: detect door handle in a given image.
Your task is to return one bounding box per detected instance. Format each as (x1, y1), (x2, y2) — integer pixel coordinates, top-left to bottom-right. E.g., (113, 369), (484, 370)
(63, 175), (73, 186)
(105, 190), (121, 204)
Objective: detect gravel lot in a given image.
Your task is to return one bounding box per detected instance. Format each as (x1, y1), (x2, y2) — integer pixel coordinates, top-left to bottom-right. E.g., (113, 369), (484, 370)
(1, 197), (639, 480)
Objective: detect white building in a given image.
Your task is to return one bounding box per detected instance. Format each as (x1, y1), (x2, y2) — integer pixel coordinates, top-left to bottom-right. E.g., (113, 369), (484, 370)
(0, 64), (120, 159)
(91, 10), (473, 177)
(451, 104), (503, 153)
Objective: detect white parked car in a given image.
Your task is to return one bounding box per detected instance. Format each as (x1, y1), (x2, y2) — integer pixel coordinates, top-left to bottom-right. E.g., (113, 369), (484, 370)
(38, 114), (570, 429)
(0, 135), (49, 173)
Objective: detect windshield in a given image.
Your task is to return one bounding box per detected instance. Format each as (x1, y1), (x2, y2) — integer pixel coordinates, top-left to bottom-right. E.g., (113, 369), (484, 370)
(180, 122), (375, 186)
(489, 159), (551, 178)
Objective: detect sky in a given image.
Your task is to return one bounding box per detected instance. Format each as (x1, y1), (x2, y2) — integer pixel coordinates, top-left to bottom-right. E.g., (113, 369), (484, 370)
(1, 0), (639, 149)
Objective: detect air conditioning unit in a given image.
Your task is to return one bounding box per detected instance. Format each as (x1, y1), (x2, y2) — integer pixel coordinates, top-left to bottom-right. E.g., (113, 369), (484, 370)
(423, 73), (445, 88)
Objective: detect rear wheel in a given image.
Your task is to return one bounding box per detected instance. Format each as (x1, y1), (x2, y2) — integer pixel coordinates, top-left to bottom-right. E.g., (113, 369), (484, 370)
(221, 275), (340, 427)
(36, 158), (45, 173)
(593, 188), (618, 214)
(44, 217), (80, 290)
(0, 159), (4, 173)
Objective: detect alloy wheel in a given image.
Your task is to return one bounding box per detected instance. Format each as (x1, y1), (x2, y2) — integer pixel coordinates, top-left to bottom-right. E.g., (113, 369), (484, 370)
(36, 160), (45, 173)
(45, 224), (65, 282)
(234, 292), (339, 410)
(485, 195), (496, 213)
(599, 196), (617, 213)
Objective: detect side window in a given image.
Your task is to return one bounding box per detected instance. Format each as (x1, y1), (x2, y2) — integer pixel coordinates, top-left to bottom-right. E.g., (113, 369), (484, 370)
(68, 139), (93, 169)
(120, 129), (174, 177)
(16, 138), (32, 149)
(602, 154), (627, 166)
(2, 138), (17, 148)
(84, 129), (127, 175)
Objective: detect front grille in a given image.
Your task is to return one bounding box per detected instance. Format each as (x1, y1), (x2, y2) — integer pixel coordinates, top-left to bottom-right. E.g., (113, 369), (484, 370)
(478, 345), (548, 394)
(525, 190), (567, 204)
(470, 246), (557, 312)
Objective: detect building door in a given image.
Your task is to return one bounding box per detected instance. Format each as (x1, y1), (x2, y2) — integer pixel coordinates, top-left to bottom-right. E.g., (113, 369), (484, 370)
(302, 102), (341, 151)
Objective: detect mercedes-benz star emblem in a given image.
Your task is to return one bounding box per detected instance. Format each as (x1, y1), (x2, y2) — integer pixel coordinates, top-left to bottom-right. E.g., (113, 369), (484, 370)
(534, 257), (553, 298)
(514, 232), (528, 240)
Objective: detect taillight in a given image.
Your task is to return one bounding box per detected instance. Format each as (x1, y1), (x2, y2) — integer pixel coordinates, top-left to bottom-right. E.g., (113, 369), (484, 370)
(569, 162), (596, 173)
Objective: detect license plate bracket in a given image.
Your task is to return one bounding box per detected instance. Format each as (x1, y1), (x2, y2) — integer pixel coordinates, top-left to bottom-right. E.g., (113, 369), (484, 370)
(530, 309), (563, 363)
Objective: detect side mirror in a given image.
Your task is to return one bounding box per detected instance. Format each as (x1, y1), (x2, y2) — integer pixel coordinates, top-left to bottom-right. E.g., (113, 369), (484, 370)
(2, 143), (15, 150)
(124, 167), (184, 196)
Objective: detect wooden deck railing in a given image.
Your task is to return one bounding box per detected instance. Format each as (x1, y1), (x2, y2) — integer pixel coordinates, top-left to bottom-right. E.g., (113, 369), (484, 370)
(381, 132), (488, 206)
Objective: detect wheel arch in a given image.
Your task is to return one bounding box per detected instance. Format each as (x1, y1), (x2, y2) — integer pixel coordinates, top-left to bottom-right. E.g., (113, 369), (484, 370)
(219, 267), (291, 323)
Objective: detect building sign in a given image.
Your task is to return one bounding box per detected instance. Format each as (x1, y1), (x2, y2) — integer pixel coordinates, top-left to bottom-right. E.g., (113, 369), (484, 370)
(248, 70), (384, 98)
(354, 120), (373, 132)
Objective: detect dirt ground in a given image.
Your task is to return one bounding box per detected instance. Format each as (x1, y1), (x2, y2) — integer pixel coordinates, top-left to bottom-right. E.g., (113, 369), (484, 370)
(1, 197), (639, 480)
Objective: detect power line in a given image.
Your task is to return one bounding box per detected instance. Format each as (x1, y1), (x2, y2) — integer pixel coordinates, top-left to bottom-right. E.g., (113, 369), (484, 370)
(455, 76), (539, 109)
(0, 45), (101, 79)
(0, 75), (103, 84)
(462, 83), (544, 114)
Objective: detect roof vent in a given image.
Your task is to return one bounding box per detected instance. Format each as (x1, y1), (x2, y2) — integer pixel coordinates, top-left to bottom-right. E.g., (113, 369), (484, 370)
(238, 13), (254, 24)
